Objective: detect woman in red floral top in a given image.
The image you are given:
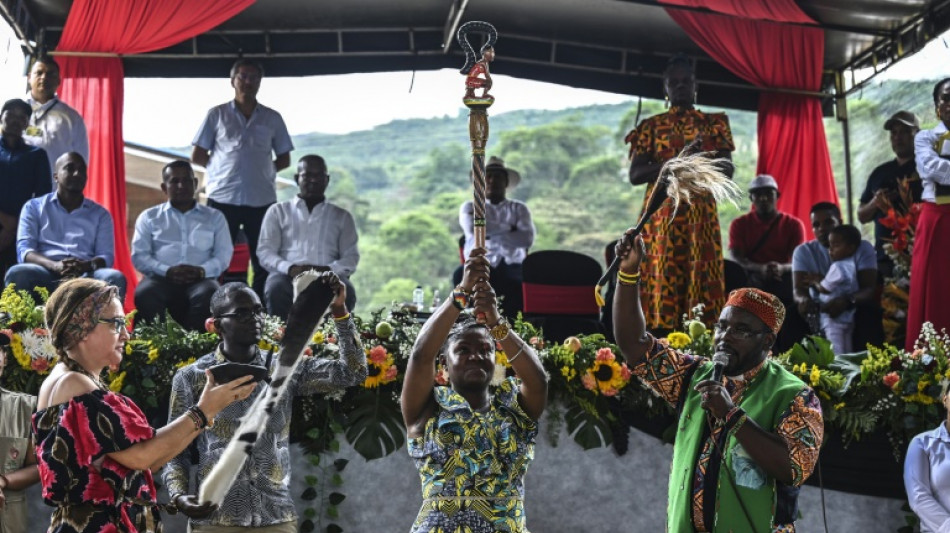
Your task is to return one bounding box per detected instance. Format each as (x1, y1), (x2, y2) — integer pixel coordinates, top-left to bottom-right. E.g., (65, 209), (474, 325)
(32, 279), (255, 533)
(626, 54), (735, 334)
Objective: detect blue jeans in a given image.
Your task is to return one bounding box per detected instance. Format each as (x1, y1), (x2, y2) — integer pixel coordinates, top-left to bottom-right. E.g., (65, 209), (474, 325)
(5, 263), (127, 301)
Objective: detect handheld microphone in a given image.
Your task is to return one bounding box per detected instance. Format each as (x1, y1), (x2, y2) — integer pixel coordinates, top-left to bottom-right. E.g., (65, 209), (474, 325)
(711, 352), (730, 383)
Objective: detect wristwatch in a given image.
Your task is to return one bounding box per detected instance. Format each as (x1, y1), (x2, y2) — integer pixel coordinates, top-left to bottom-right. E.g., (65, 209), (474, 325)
(489, 318), (510, 340)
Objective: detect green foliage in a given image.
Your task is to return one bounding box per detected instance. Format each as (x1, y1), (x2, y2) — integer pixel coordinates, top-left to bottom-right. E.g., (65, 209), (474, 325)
(343, 388), (405, 459)
(784, 335), (835, 367)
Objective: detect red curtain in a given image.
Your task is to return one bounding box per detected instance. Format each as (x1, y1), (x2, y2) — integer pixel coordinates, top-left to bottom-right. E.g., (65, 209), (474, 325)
(661, 0), (815, 24)
(56, 0), (255, 308)
(660, 2), (838, 238)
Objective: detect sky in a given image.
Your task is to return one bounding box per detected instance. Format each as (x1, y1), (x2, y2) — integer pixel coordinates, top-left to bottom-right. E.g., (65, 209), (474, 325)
(0, 20), (945, 148)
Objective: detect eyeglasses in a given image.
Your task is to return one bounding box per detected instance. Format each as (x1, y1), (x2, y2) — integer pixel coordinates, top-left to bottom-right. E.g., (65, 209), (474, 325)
(98, 317), (128, 335)
(713, 322), (769, 340)
(215, 307), (264, 322)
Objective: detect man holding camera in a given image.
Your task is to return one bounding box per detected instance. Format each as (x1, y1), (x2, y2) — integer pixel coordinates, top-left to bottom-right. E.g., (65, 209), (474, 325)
(857, 111), (923, 277)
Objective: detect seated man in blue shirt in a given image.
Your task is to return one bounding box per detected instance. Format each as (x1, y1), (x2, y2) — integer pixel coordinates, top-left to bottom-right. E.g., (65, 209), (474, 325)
(131, 161), (233, 330)
(792, 201), (882, 349)
(0, 99), (52, 279)
(257, 154), (359, 319)
(6, 152), (125, 299)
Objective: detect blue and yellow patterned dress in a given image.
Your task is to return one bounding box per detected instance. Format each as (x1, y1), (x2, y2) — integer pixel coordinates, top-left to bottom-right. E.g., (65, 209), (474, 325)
(408, 377), (538, 533)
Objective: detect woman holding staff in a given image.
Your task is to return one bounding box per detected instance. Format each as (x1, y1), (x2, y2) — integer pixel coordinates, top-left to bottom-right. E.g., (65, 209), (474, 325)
(401, 249), (548, 532)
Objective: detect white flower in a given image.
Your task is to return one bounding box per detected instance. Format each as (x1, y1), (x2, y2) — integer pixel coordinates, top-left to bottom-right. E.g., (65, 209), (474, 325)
(491, 363), (507, 387)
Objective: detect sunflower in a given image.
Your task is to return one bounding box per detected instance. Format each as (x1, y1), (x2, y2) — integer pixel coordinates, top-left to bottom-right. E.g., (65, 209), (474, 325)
(666, 332), (692, 350)
(363, 347), (397, 388)
(583, 347), (631, 396)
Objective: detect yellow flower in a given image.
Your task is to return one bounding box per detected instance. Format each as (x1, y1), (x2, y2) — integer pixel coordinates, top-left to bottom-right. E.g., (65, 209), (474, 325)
(834, 402), (845, 410)
(109, 371), (127, 393)
(258, 340), (277, 352)
(363, 353), (399, 389)
(147, 345), (160, 363)
(175, 357), (196, 370)
(125, 343), (133, 355)
(819, 390), (831, 400)
(809, 365), (821, 387)
(312, 331), (325, 344)
(560, 366), (576, 381)
(666, 332), (692, 350)
(9, 335), (30, 371)
(495, 350), (510, 368)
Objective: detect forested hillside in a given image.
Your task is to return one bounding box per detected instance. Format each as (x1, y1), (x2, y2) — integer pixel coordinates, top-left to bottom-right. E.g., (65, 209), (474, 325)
(237, 78), (939, 310)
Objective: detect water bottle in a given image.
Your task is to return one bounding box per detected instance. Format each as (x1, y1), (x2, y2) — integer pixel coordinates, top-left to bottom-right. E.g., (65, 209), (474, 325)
(430, 289), (441, 311)
(413, 286), (425, 310)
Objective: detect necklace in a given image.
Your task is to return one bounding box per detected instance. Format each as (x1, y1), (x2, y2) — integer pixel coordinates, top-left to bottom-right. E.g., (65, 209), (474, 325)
(63, 358), (106, 391)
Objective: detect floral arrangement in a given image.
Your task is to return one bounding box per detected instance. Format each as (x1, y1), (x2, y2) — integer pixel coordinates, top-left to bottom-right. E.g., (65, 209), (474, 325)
(0, 284), (54, 393)
(878, 177), (922, 346)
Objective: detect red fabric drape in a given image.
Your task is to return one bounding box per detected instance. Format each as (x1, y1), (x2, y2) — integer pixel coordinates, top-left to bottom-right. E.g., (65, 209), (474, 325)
(661, 0), (815, 24)
(661, 3), (838, 238)
(56, 0), (254, 309)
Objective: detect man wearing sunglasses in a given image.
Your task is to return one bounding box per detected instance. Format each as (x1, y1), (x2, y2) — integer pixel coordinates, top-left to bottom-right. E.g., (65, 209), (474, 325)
(612, 232), (823, 532)
(163, 278), (367, 532)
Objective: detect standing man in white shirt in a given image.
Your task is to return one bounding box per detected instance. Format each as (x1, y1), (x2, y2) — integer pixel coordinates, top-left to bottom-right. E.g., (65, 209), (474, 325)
(191, 58), (294, 299)
(455, 156), (535, 320)
(131, 161), (233, 330)
(23, 56), (89, 181)
(257, 155), (359, 319)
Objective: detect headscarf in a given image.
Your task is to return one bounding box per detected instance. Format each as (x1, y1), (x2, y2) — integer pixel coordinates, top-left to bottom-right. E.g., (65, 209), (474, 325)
(56, 285), (119, 351)
(724, 288), (785, 334)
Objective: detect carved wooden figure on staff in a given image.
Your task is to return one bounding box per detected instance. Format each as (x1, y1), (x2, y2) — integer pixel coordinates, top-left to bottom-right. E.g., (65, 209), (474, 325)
(464, 45), (495, 101)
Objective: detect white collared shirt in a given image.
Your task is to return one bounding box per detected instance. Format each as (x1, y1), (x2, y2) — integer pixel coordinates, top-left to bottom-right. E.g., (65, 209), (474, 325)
(460, 198), (535, 266)
(24, 95), (89, 178)
(905, 423), (950, 532)
(257, 197), (359, 277)
(192, 101), (294, 207)
(914, 122), (950, 202)
(131, 202), (234, 278)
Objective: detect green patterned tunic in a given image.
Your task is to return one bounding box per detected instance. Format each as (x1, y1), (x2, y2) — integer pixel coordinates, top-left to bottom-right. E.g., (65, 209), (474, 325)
(408, 377), (538, 533)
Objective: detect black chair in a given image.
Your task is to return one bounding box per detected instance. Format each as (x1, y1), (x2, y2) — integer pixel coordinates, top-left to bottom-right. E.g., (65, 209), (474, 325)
(723, 258), (748, 295)
(521, 250), (605, 343)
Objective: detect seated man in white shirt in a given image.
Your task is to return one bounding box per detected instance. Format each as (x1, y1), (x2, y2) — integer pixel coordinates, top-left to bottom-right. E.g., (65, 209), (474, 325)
(454, 156), (535, 320)
(257, 155), (359, 319)
(131, 161), (233, 330)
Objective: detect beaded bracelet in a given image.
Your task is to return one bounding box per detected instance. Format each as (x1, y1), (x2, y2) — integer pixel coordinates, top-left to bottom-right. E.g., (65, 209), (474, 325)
(617, 269), (641, 286)
(185, 408), (203, 430)
(188, 405), (213, 430)
(451, 285), (471, 310)
(724, 408), (747, 433)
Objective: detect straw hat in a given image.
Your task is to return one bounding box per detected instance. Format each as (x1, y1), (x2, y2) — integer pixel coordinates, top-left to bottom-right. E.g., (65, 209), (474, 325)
(484, 156), (521, 188)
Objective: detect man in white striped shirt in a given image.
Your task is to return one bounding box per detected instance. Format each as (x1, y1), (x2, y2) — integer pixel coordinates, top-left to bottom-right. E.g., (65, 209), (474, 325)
(257, 155), (359, 318)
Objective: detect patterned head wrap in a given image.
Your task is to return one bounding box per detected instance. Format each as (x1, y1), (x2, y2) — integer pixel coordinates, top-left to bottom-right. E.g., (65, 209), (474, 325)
(56, 285), (119, 350)
(724, 288), (785, 334)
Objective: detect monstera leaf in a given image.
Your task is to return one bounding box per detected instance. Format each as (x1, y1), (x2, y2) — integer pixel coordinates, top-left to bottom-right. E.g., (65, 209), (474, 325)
(564, 401), (612, 450)
(343, 389), (405, 460)
(785, 335), (835, 367)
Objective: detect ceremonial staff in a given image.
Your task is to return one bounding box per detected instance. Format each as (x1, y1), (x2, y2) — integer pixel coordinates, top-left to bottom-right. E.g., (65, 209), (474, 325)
(458, 21), (497, 252)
